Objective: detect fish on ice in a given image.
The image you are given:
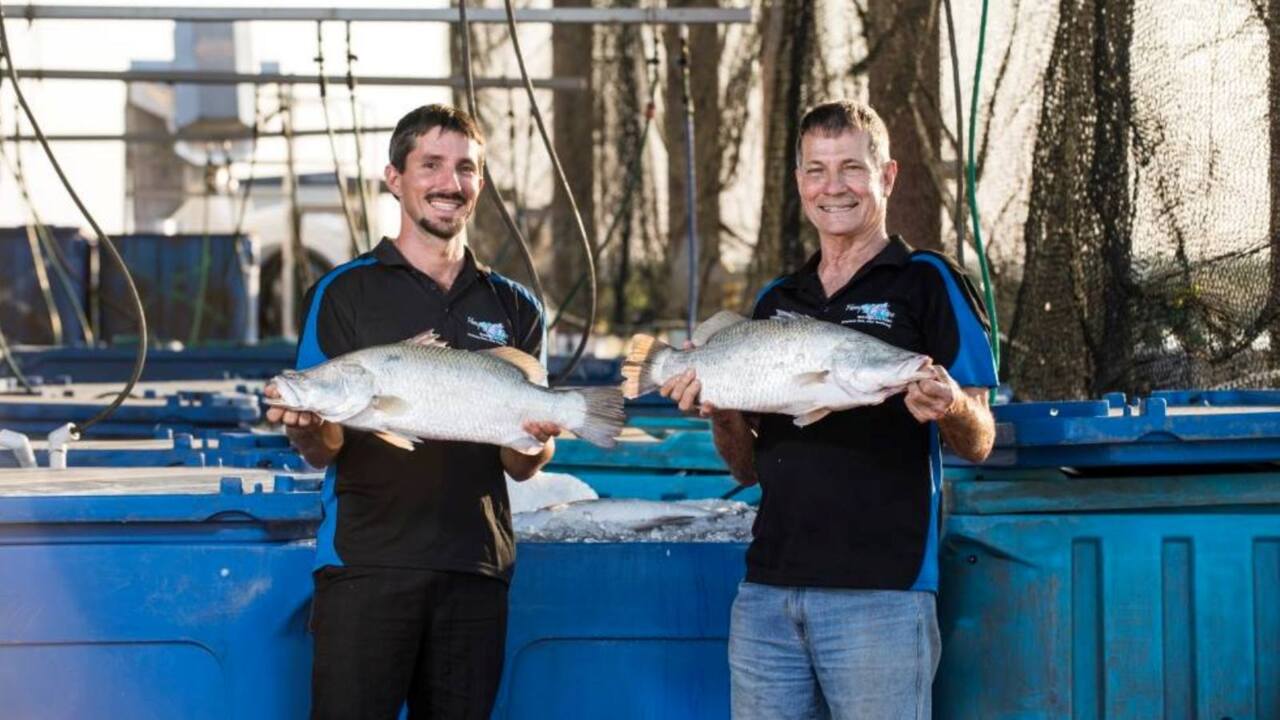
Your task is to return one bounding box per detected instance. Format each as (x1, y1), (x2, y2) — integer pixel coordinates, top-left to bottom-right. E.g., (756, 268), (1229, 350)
(622, 310), (933, 427)
(268, 330), (625, 453)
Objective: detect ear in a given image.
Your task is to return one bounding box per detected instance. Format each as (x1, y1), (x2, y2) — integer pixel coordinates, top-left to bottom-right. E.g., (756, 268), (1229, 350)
(881, 158), (899, 198)
(385, 163), (402, 200)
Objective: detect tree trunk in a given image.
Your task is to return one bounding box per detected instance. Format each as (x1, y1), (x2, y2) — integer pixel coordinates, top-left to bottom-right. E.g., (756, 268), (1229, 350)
(550, 0), (596, 328)
(750, 0), (815, 295)
(866, 0), (942, 253)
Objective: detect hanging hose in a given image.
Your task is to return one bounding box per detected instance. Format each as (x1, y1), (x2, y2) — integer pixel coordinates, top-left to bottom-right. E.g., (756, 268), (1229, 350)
(456, 0), (551, 365)
(344, 21), (374, 250)
(315, 21), (364, 258)
(0, 321), (35, 394)
(497, 0), (599, 383)
(965, 0), (1000, 377)
(551, 27), (661, 331)
(0, 0), (148, 434)
(0, 104), (92, 344)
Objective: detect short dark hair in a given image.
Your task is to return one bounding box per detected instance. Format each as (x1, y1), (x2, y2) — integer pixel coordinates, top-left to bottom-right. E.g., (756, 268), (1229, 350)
(388, 104), (486, 171)
(795, 100), (890, 167)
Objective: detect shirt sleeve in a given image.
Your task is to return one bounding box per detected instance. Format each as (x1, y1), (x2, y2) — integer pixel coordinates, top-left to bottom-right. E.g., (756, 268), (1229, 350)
(912, 254), (998, 388)
(510, 285), (544, 358)
(294, 278), (358, 370)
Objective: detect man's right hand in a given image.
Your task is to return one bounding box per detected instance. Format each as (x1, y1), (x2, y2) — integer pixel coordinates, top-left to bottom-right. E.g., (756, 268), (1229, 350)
(659, 368), (706, 415)
(264, 382), (344, 468)
(264, 383), (323, 428)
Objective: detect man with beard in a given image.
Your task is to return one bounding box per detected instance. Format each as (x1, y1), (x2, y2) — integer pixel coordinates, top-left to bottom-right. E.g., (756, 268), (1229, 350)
(265, 104), (555, 719)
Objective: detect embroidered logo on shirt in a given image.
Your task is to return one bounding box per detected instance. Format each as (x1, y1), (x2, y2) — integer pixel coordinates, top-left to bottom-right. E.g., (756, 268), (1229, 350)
(843, 302), (894, 328)
(466, 316), (509, 345)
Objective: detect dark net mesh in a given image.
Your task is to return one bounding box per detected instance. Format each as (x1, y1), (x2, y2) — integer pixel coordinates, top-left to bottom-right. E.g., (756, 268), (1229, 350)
(1003, 0), (1280, 399)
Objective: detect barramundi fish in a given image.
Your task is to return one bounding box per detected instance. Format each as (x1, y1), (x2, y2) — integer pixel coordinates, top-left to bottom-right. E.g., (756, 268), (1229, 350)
(622, 310), (932, 427)
(268, 331), (625, 453)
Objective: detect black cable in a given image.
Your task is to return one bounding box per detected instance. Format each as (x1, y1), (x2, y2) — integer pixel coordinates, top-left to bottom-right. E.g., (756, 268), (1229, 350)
(941, 0), (967, 265)
(0, 321), (36, 394)
(315, 21), (363, 257)
(497, 0), (598, 383)
(456, 0), (550, 362)
(550, 28), (661, 331)
(344, 21), (374, 250)
(0, 0), (147, 434)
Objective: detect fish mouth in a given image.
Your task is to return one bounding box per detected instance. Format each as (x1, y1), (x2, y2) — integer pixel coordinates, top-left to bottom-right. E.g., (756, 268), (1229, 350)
(267, 373), (304, 408)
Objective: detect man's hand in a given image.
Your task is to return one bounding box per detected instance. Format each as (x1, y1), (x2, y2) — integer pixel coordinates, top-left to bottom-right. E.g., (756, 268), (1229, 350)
(264, 382), (344, 468)
(522, 420), (563, 445)
(264, 383), (324, 428)
(502, 420), (562, 481)
(659, 343), (717, 416)
(904, 364), (964, 424)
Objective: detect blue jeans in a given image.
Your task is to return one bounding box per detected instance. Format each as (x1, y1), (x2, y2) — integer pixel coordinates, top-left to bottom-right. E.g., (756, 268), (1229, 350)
(728, 582), (940, 720)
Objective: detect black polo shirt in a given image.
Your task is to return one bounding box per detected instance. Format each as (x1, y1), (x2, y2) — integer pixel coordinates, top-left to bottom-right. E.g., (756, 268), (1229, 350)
(746, 236), (997, 592)
(294, 238), (543, 581)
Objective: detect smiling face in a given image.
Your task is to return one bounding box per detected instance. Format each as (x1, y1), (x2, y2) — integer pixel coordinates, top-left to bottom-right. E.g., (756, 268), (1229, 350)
(385, 127), (484, 241)
(795, 128), (897, 244)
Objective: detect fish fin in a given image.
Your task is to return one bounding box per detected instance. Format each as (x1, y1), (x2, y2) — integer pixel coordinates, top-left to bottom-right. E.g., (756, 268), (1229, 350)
(374, 430), (417, 451)
(507, 435), (546, 455)
(370, 395), (412, 416)
(404, 330), (449, 348)
(773, 309), (809, 321)
(621, 334), (672, 398)
(564, 386), (626, 448)
(794, 369), (830, 386)
(482, 346), (548, 387)
(691, 310), (748, 347)
(793, 408), (832, 427)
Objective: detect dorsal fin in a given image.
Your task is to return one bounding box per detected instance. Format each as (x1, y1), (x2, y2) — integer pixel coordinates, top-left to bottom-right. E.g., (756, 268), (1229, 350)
(483, 346), (548, 386)
(404, 330), (449, 348)
(773, 309), (809, 321)
(691, 310), (748, 346)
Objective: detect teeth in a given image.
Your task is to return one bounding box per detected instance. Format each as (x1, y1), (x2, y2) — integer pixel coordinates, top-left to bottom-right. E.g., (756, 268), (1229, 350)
(430, 200), (461, 211)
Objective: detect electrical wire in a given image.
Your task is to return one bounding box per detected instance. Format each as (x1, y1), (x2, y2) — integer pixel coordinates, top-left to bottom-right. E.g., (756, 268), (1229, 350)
(456, 0), (551, 364)
(315, 20), (364, 257)
(497, 0), (599, 383)
(0, 0), (147, 433)
(0, 321), (36, 394)
(344, 21), (374, 250)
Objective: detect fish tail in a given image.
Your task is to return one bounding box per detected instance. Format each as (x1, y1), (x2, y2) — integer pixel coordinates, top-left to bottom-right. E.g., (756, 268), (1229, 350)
(621, 334), (670, 399)
(567, 386), (627, 449)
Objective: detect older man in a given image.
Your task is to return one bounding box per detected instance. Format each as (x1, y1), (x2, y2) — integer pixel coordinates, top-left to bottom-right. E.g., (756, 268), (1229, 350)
(665, 100), (997, 719)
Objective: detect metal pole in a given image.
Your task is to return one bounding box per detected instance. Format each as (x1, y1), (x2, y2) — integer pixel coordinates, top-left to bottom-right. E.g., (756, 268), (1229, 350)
(678, 24), (699, 337)
(9, 5), (753, 24)
(281, 85), (300, 340)
(7, 67), (586, 90)
(3, 126), (386, 144)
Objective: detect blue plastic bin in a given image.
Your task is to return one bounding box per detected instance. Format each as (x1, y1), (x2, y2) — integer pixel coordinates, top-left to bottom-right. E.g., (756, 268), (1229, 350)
(0, 468), (320, 719)
(0, 226), (94, 345)
(936, 391), (1280, 719)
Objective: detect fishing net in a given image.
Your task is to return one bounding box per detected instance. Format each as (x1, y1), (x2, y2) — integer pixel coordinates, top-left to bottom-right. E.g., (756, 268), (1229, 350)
(993, 0), (1280, 399)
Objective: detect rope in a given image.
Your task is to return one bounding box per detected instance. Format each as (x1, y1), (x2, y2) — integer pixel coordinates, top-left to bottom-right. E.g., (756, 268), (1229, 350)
(315, 21), (364, 257)
(344, 21), (374, 250)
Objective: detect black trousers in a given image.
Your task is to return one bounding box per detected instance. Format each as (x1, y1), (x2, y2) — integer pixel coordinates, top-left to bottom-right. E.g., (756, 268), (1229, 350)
(309, 565), (509, 720)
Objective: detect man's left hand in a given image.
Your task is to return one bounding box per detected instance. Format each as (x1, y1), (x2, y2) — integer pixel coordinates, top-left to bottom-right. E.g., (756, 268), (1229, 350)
(522, 420), (563, 445)
(904, 364), (963, 423)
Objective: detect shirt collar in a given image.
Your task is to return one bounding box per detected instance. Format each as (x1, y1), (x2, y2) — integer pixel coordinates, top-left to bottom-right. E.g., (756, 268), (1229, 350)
(372, 237), (489, 292)
(786, 235), (913, 300)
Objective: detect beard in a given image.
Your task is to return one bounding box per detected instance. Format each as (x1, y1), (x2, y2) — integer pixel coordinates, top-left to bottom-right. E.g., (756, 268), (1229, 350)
(414, 193), (474, 239)
(416, 214), (467, 239)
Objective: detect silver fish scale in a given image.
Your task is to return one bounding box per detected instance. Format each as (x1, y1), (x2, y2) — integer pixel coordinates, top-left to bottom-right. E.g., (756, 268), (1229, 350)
(345, 344), (580, 446)
(659, 318), (851, 412)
